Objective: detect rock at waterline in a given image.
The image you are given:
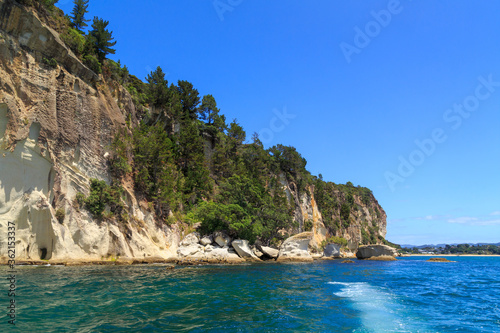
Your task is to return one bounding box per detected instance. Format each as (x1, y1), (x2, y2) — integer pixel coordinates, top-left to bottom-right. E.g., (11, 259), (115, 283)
(427, 257), (454, 262)
(356, 244), (398, 260)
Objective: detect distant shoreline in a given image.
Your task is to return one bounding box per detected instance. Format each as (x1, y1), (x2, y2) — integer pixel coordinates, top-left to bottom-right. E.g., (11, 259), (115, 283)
(404, 254), (500, 257)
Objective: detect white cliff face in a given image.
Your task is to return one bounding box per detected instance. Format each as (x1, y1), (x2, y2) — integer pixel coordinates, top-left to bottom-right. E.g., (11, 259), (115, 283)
(0, 0), (180, 261)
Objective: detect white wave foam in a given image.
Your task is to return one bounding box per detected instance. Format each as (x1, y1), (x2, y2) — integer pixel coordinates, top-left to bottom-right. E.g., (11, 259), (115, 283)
(329, 282), (428, 333)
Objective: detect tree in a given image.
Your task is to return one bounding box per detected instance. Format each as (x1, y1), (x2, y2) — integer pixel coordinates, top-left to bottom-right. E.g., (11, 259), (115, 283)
(177, 80), (200, 120)
(146, 66), (169, 107)
(199, 94), (226, 138)
(89, 17), (116, 63)
(70, 0), (90, 32)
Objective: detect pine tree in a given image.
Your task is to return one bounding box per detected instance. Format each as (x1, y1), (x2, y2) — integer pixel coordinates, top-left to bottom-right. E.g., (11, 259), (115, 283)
(70, 0), (90, 31)
(90, 17), (116, 63)
(146, 66), (170, 108)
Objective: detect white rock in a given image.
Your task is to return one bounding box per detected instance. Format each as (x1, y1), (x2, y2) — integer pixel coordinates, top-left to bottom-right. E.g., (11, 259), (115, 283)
(324, 243), (341, 258)
(260, 246), (279, 259)
(177, 244), (203, 258)
(200, 236), (212, 246)
(277, 232), (313, 262)
(356, 244), (398, 259)
(213, 232), (231, 247)
(180, 232), (200, 246)
(232, 240), (260, 260)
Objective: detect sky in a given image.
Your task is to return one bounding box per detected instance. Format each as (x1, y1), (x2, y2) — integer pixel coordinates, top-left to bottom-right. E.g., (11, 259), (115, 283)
(57, 0), (500, 245)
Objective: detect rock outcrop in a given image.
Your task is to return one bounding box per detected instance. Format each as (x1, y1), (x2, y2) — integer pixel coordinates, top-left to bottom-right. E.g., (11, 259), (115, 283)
(176, 233), (244, 263)
(0, 0), (179, 262)
(276, 232), (314, 262)
(356, 245), (398, 260)
(231, 240), (260, 261)
(323, 243), (341, 258)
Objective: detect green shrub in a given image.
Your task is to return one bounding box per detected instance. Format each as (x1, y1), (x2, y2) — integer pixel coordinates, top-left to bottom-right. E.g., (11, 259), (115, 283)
(61, 27), (85, 56)
(55, 208), (65, 223)
(42, 57), (58, 69)
(340, 203), (350, 222)
(326, 236), (348, 247)
(83, 54), (101, 74)
(304, 219), (313, 231)
(84, 179), (124, 218)
(75, 192), (85, 207)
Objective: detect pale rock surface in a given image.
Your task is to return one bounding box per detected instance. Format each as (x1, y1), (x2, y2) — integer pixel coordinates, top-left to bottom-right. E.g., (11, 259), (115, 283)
(213, 231), (231, 247)
(200, 236), (212, 246)
(0, 0), (179, 262)
(260, 246), (279, 259)
(356, 244), (398, 259)
(277, 232), (313, 262)
(180, 232), (200, 246)
(232, 240), (260, 260)
(323, 243), (341, 258)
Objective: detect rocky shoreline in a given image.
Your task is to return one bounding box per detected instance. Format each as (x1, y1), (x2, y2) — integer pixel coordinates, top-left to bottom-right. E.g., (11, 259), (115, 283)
(0, 236), (400, 267)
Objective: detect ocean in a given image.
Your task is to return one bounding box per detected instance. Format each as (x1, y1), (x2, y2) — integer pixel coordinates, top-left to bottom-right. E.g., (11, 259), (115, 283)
(3, 256), (500, 332)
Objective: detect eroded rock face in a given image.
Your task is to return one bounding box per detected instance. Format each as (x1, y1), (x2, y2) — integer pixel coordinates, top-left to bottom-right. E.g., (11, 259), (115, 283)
(180, 232), (200, 247)
(0, 0), (179, 261)
(276, 232), (313, 262)
(260, 246), (279, 259)
(231, 240), (260, 261)
(324, 243), (341, 258)
(213, 231), (231, 247)
(356, 245), (398, 260)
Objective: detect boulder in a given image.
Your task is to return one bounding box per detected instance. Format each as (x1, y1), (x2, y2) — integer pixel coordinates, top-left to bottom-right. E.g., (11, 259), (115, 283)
(232, 240), (260, 260)
(200, 236), (213, 246)
(356, 245), (398, 260)
(177, 244), (203, 258)
(179, 232), (200, 247)
(213, 232), (232, 247)
(260, 246), (279, 259)
(276, 232), (313, 262)
(323, 243), (341, 258)
(252, 246), (264, 258)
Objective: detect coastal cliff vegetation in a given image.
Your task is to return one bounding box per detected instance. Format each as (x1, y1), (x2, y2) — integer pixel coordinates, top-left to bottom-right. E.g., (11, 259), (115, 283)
(11, 0), (391, 248)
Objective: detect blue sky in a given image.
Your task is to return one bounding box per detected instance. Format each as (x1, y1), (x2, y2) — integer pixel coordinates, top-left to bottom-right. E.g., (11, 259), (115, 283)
(57, 0), (500, 245)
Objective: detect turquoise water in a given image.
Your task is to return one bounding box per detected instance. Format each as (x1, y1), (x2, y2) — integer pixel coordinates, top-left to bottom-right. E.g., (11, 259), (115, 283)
(3, 256), (500, 332)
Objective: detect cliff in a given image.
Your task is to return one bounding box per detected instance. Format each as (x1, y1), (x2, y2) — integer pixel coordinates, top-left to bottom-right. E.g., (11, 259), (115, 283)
(0, 0), (179, 261)
(0, 0), (388, 262)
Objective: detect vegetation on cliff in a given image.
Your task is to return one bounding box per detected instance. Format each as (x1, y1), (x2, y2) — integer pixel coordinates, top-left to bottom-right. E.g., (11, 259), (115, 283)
(18, 0), (390, 247)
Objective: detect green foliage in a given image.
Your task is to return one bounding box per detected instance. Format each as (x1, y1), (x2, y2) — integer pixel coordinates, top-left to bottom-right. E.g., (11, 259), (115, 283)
(327, 236), (348, 247)
(177, 80), (200, 120)
(42, 57), (58, 68)
(75, 192), (85, 207)
(89, 17), (116, 63)
(340, 203), (350, 222)
(61, 27), (85, 56)
(83, 54), (101, 74)
(70, 0), (90, 31)
(126, 75), (149, 110)
(133, 123), (184, 217)
(109, 129), (132, 178)
(55, 208), (65, 223)
(361, 228), (370, 245)
(199, 94), (226, 138)
(105, 59), (129, 84)
(84, 179), (124, 219)
(304, 219), (313, 231)
(146, 66), (169, 107)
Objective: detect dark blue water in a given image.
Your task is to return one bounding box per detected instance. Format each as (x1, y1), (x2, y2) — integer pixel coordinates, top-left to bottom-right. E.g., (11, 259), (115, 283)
(2, 256), (500, 332)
